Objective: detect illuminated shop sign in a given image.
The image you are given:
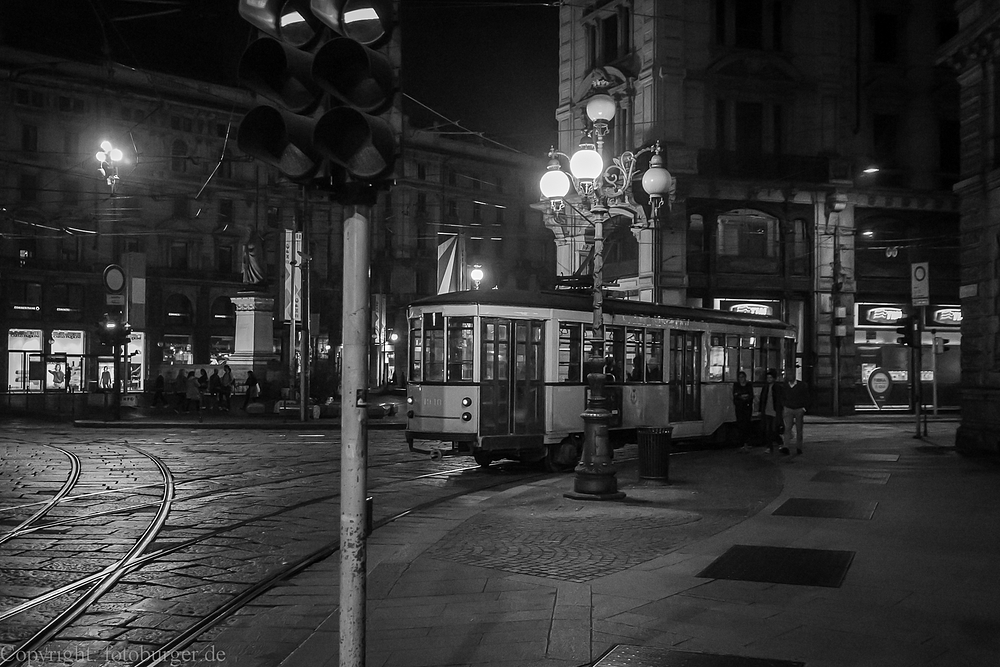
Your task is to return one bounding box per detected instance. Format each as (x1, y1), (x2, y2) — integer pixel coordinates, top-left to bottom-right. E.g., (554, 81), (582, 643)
(855, 304), (906, 327)
(715, 299), (779, 317)
(855, 303), (963, 329)
(930, 307), (962, 327)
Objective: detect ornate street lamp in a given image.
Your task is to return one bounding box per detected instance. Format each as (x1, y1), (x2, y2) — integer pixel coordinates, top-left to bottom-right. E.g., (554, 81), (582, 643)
(539, 92), (674, 500)
(96, 140), (123, 195)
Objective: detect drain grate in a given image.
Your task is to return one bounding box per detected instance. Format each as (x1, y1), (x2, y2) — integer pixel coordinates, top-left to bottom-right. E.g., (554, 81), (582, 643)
(772, 497), (877, 520)
(811, 470), (890, 484)
(697, 544), (854, 588)
(593, 644), (806, 667)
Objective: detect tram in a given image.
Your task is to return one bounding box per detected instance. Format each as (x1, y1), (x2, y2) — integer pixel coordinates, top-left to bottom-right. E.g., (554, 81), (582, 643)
(404, 289), (796, 469)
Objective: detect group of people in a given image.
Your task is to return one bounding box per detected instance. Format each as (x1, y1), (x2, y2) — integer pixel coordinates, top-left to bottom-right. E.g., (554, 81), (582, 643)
(151, 366), (260, 412)
(732, 368), (810, 455)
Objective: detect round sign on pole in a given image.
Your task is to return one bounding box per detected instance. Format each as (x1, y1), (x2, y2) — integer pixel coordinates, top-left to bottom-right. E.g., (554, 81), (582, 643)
(103, 264), (126, 293)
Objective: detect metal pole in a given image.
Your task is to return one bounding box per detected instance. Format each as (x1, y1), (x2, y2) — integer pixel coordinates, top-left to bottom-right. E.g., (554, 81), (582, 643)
(300, 190), (310, 422)
(914, 307), (923, 439)
(340, 206), (370, 667)
(566, 212), (624, 501)
(931, 331), (939, 416)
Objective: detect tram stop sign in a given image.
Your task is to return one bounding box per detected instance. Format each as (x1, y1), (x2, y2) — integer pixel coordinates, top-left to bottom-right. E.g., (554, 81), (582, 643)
(103, 264), (126, 306)
(911, 262), (929, 307)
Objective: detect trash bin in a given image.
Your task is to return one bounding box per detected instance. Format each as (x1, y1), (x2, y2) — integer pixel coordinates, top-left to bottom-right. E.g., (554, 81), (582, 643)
(637, 426), (673, 482)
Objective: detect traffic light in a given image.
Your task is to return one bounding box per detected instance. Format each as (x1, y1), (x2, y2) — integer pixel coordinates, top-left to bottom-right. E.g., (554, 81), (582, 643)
(895, 315), (916, 347)
(236, 0), (398, 197)
(96, 314), (132, 347)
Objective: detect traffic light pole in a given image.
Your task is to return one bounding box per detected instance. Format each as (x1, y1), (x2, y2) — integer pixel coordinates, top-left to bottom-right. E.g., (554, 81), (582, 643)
(914, 305), (924, 439)
(340, 207), (370, 667)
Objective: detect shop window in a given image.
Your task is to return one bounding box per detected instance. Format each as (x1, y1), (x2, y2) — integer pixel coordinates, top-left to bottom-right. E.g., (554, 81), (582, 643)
(210, 336), (234, 364)
(162, 334), (193, 365)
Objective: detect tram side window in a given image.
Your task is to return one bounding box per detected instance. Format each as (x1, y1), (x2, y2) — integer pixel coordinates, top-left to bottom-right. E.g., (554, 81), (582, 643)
(557, 322), (583, 383)
(605, 326), (625, 382)
(644, 329), (664, 381)
(708, 334), (725, 382)
(408, 317), (422, 382)
(726, 335), (740, 380)
(743, 337), (760, 382)
(447, 317), (475, 382)
(764, 336), (782, 376)
(625, 328), (643, 382)
(423, 313), (445, 381)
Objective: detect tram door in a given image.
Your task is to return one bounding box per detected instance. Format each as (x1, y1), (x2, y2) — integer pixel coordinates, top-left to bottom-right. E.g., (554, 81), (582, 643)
(669, 330), (702, 421)
(480, 319), (545, 436)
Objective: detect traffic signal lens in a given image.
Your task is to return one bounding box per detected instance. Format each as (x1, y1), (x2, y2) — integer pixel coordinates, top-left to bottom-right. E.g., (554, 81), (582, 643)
(313, 37), (393, 112)
(279, 4), (318, 47)
(342, 1), (386, 44)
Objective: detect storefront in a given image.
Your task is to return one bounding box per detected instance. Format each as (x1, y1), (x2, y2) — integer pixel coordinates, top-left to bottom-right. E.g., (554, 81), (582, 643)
(5, 328), (146, 394)
(854, 303), (961, 411)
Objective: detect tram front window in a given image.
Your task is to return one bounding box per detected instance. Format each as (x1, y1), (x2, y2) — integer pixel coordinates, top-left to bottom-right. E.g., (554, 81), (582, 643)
(423, 313), (445, 381)
(447, 317), (475, 382)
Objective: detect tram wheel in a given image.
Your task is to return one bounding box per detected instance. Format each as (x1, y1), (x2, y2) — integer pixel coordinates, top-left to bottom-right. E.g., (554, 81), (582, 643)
(544, 435), (582, 473)
(473, 450), (493, 468)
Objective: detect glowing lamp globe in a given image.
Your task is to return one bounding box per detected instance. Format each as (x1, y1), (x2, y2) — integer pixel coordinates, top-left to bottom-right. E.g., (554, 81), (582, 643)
(100, 140), (113, 152)
(569, 146), (603, 181)
(585, 93), (617, 124)
(470, 267), (484, 282)
(641, 153), (673, 196)
(540, 168), (571, 200)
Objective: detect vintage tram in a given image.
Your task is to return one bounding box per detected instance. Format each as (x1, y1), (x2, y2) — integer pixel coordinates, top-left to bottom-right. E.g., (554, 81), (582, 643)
(404, 289), (796, 469)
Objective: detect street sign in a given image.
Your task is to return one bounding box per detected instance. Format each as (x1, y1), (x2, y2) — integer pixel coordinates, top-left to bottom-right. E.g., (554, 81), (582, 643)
(911, 262), (929, 306)
(106, 294), (126, 305)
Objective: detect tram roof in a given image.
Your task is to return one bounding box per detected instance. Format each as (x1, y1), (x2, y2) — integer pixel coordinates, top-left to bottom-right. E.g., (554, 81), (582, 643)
(409, 290), (793, 331)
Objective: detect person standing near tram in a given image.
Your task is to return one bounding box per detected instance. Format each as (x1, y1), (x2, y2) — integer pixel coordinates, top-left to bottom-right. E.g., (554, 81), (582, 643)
(758, 369), (784, 453)
(732, 371), (754, 450)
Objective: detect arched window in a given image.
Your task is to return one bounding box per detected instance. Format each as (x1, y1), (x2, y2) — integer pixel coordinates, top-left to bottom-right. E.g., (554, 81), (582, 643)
(171, 140), (188, 173)
(211, 296), (235, 326)
(165, 293), (193, 327)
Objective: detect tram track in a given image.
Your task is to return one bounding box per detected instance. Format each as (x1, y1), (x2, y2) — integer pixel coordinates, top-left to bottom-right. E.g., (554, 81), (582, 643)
(0, 443), (174, 667)
(0, 433), (532, 667)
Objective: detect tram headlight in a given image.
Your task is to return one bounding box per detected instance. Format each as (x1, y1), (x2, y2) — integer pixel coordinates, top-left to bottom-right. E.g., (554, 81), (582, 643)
(407, 410), (414, 419)
(462, 412), (472, 422)
(462, 397), (472, 407)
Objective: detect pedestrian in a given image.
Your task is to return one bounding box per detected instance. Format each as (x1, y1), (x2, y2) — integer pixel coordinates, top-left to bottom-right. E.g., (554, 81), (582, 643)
(101, 366), (112, 389)
(185, 370), (201, 412)
(758, 368), (783, 453)
(242, 370), (259, 410)
(209, 368), (221, 411)
(732, 370), (754, 450)
(781, 370), (810, 455)
(152, 373), (167, 407)
(198, 368), (209, 394)
(220, 364), (234, 411)
(173, 370), (187, 411)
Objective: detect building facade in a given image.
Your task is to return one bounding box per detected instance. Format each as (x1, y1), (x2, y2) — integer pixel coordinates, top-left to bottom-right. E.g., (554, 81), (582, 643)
(941, 0), (1000, 452)
(0, 46), (553, 415)
(547, 0), (961, 415)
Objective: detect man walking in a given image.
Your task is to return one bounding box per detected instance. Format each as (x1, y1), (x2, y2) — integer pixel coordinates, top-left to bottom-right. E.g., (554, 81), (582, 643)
(781, 370), (810, 455)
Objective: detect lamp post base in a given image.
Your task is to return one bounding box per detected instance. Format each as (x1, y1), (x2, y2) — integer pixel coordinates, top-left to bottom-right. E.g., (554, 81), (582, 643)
(566, 371), (626, 501)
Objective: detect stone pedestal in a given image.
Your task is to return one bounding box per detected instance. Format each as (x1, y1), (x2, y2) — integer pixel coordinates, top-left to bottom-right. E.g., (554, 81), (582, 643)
(229, 292), (279, 378)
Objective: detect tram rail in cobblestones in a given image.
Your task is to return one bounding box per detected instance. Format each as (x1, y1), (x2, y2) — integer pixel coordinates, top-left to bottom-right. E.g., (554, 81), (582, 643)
(0, 431), (549, 667)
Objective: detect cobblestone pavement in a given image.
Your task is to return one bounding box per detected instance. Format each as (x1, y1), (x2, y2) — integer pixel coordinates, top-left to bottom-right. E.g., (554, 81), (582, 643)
(0, 421), (527, 666)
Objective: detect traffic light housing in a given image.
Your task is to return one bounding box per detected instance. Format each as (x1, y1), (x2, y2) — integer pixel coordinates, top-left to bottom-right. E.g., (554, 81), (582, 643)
(97, 314), (132, 347)
(934, 337), (951, 354)
(895, 315), (916, 347)
(236, 0), (398, 195)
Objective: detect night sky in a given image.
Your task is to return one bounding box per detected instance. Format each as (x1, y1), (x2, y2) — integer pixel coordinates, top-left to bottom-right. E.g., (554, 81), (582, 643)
(0, 0), (558, 155)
